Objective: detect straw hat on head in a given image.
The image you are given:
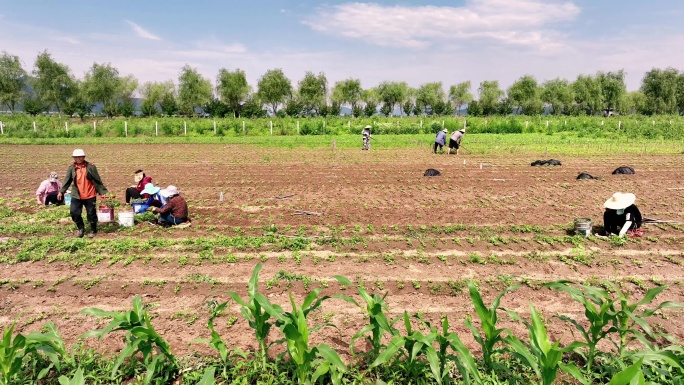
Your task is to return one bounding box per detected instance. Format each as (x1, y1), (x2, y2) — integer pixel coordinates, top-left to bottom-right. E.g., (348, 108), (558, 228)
(442, 128), (448, 133)
(604, 192), (635, 210)
(364, 125), (372, 129)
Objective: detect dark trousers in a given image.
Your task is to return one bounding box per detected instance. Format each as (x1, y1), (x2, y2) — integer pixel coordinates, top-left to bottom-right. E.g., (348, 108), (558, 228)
(159, 213), (187, 226)
(71, 197), (98, 230)
(433, 143), (443, 153)
(44, 192), (64, 206)
(126, 187), (142, 203)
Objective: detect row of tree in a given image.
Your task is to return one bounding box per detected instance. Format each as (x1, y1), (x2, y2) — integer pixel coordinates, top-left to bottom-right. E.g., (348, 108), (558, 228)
(1, 50), (684, 118)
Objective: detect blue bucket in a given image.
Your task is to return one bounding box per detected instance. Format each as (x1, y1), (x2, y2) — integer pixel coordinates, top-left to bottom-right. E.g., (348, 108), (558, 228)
(64, 194), (72, 205)
(132, 202), (145, 214)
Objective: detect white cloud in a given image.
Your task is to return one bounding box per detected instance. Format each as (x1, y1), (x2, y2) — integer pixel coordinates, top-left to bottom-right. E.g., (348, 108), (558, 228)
(124, 20), (161, 41)
(53, 36), (80, 45)
(303, 0), (580, 50)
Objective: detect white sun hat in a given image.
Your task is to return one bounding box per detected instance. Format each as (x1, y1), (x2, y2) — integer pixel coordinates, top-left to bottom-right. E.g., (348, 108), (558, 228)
(72, 149), (86, 157)
(604, 192), (636, 210)
(160, 185), (179, 197)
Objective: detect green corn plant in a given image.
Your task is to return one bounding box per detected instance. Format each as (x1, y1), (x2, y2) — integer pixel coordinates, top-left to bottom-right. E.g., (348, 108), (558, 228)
(506, 304), (586, 385)
(196, 367), (216, 385)
(608, 282), (683, 356)
(58, 368), (85, 385)
(1, 321), (66, 385)
(196, 301), (247, 379)
(228, 262), (284, 368)
(81, 295), (177, 385)
(370, 312), (436, 381)
(544, 280), (615, 374)
(334, 275), (394, 358)
(606, 358), (645, 385)
(415, 313), (481, 385)
(465, 280), (519, 371)
(256, 288), (346, 385)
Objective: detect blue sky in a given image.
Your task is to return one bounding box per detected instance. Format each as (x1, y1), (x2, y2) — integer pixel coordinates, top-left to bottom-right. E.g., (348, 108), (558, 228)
(1, 0), (683, 94)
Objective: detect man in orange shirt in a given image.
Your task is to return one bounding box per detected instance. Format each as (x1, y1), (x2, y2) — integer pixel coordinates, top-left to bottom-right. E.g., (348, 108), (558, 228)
(58, 149), (109, 238)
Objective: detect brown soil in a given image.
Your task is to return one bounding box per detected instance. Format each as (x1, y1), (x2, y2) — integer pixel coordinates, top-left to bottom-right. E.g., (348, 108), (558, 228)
(1, 144), (683, 359)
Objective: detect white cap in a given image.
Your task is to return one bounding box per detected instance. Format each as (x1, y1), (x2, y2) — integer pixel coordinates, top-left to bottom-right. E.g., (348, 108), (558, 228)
(72, 149), (86, 157)
(160, 185), (179, 197)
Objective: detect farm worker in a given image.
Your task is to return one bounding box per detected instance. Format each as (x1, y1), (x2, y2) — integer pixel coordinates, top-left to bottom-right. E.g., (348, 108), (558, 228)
(362, 125), (372, 150)
(36, 171), (64, 206)
(136, 183), (165, 213)
(434, 128), (447, 154)
(603, 192), (643, 237)
(57, 149), (109, 238)
(125, 169), (153, 204)
(447, 128), (466, 155)
(148, 185), (188, 226)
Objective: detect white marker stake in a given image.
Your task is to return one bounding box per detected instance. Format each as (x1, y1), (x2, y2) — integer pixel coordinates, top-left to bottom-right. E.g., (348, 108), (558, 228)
(480, 163), (483, 169)
(65, 121), (68, 133)
(546, 120), (549, 128)
(125, 121), (128, 137)
(93, 121), (96, 132)
(213, 120), (216, 134)
(464, 120), (466, 130)
(184, 121), (187, 135)
(270, 120), (273, 135)
(297, 120), (299, 134)
(155, 121), (158, 136)
(420, 120), (423, 128)
(0, 121), (3, 135)
(463, 159), (466, 165)
(33, 121), (37, 132)
(442, 120), (444, 129)
(618, 121), (621, 129)
(348, 120), (350, 128)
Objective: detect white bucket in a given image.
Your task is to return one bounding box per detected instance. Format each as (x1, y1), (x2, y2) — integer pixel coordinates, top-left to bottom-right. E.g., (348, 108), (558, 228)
(118, 211), (135, 227)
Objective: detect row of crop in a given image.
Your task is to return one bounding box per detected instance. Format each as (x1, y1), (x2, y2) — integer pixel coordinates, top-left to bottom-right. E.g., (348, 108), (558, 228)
(1, 115), (684, 139)
(3, 263), (683, 385)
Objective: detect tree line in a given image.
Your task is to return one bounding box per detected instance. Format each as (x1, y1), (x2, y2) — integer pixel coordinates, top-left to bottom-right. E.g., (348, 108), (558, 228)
(1, 50), (684, 119)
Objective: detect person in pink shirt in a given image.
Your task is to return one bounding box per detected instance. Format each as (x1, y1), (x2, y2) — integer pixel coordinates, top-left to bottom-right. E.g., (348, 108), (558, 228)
(36, 171), (64, 205)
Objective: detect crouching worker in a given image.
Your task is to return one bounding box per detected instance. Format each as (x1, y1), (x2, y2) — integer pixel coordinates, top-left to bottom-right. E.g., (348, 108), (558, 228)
(36, 171), (64, 206)
(603, 192), (643, 237)
(136, 183), (165, 213)
(148, 185), (188, 226)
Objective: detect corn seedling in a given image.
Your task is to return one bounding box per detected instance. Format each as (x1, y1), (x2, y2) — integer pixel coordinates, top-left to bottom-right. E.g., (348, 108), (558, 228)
(465, 280), (519, 371)
(80, 295), (177, 385)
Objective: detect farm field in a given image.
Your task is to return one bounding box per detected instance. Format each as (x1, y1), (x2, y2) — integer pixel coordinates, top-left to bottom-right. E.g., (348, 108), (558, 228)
(1, 139), (683, 383)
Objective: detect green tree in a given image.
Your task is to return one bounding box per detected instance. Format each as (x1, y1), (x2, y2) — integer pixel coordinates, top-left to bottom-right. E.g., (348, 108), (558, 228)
(284, 95), (304, 117)
(217, 68), (250, 117)
(415, 82), (446, 116)
(377, 81), (409, 116)
(140, 81), (174, 117)
(62, 80), (93, 119)
(257, 68), (292, 115)
(639, 67), (679, 115)
(507, 75), (542, 115)
(541, 78), (574, 115)
(597, 70), (626, 112)
(467, 99), (482, 116)
(117, 75), (138, 117)
(331, 78), (362, 113)
(0, 51), (27, 112)
(449, 81), (473, 116)
(361, 88), (379, 117)
(572, 74), (603, 115)
(32, 50), (75, 115)
(478, 80), (504, 116)
(241, 95), (267, 118)
(22, 94), (45, 116)
(203, 98), (230, 118)
(297, 71), (327, 116)
(82, 63), (121, 116)
(159, 92), (179, 116)
(178, 65), (212, 116)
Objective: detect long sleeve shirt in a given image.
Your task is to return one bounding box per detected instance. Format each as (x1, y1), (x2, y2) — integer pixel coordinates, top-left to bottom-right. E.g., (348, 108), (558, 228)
(603, 204), (642, 235)
(435, 131), (446, 146)
(153, 195), (188, 219)
(36, 180), (62, 204)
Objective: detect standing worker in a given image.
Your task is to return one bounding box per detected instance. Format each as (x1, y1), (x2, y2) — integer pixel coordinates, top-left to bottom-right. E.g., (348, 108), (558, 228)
(362, 125), (372, 150)
(434, 128), (447, 154)
(448, 127), (466, 155)
(57, 149), (109, 238)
